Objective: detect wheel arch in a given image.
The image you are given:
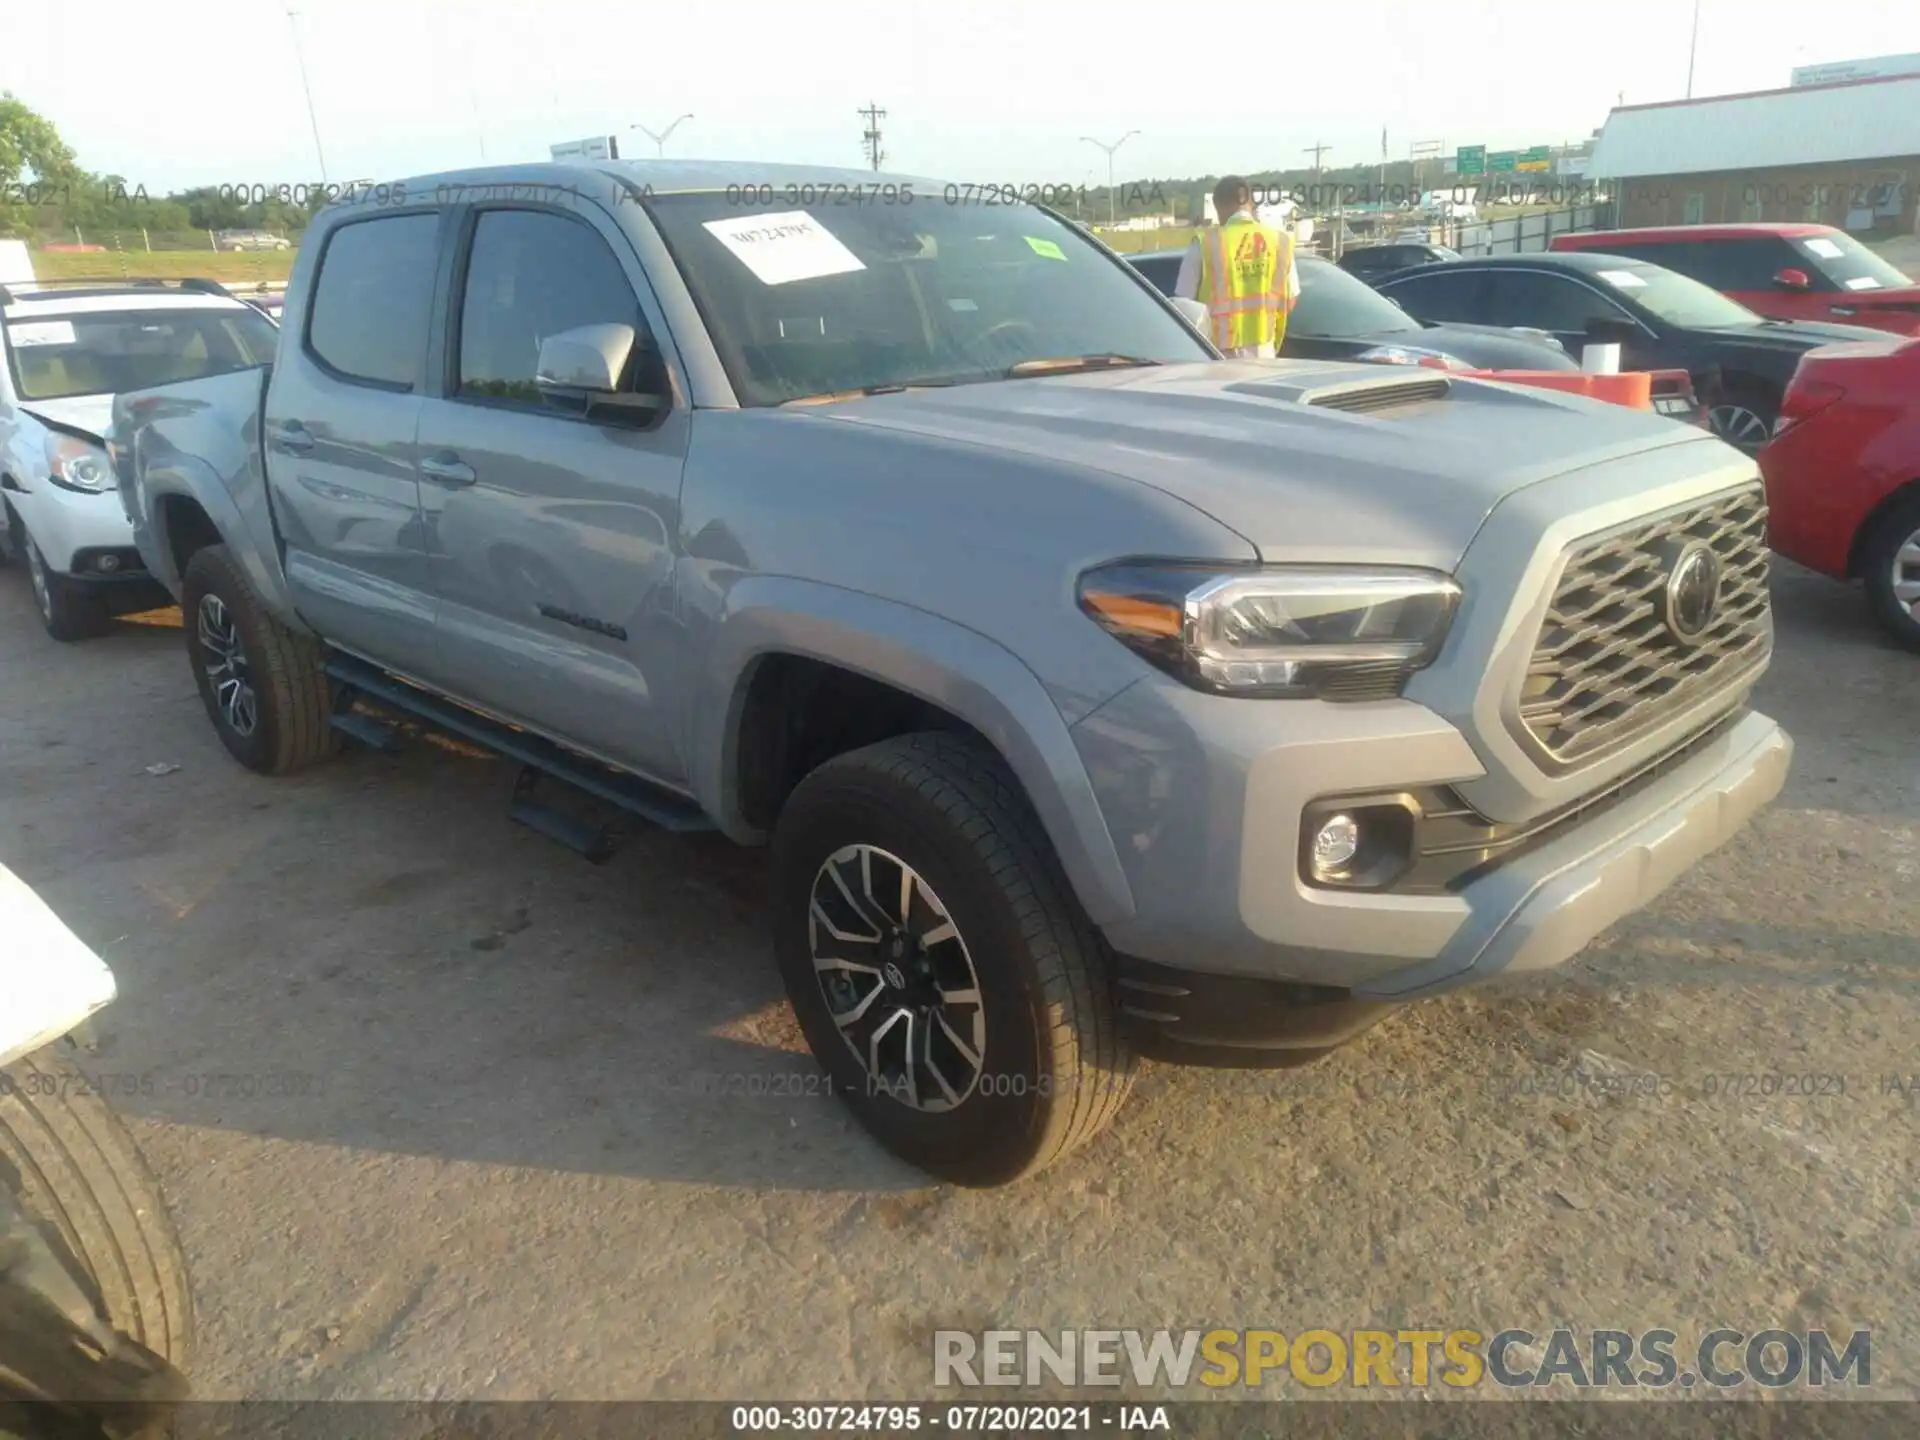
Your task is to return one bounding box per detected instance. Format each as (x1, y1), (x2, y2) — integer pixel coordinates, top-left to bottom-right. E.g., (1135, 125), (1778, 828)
(138, 461), (309, 631)
(1847, 477), (1920, 579)
(691, 576), (1136, 928)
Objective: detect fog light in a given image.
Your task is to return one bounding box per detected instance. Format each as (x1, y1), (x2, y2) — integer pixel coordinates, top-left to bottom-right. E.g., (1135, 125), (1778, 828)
(96, 553), (121, 573)
(1311, 814), (1361, 876)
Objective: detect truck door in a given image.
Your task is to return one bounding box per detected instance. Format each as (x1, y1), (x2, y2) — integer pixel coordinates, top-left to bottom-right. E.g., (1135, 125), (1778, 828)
(265, 210), (442, 679)
(414, 202), (689, 784)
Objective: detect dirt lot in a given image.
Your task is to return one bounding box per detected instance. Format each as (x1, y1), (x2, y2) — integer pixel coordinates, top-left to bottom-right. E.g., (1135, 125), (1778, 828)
(1, 555), (1915, 1404)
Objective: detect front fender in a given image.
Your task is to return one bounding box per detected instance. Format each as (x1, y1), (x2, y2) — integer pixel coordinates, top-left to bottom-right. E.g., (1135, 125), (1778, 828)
(690, 576), (1136, 928)
(128, 469), (306, 641)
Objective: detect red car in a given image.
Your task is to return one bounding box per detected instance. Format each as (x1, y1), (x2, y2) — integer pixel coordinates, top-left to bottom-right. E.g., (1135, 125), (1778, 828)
(1759, 335), (1920, 649)
(1551, 224), (1920, 337)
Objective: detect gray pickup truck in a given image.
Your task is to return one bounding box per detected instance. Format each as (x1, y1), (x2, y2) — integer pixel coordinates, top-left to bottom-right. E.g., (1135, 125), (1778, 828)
(112, 160), (1792, 1186)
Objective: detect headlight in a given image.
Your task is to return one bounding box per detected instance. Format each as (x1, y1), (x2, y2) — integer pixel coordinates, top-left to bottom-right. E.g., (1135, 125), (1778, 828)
(1354, 344), (1471, 371)
(43, 433), (113, 494)
(1078, 562), (1462, 700)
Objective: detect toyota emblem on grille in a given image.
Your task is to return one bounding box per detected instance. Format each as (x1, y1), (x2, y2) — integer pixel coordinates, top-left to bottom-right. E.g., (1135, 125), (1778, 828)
(1662, 541), (1724, 644)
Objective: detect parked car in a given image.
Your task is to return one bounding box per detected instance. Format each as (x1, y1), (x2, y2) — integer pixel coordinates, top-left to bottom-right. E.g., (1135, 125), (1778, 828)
(1128, 250), (1576, 371)
(240, 292), (285, 323)
(1335, 241), (1461, 284)
(1375, 252), (1890, 451)
(114, 160), (1790, 1187)
(1760, 336), (1920, 649)
(1551, 224), (1920, 337)
(213, 230), (292, 252)
(0, 278), (280, 639)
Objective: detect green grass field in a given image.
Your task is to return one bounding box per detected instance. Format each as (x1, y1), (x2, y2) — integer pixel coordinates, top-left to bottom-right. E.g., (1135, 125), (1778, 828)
(28, 248), (296, 284)
(1091, 226), (1197, 255)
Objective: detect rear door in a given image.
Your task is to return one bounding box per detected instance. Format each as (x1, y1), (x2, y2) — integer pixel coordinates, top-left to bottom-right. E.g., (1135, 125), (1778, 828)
(266, 208), (446, 677)
(1375, 265), (1491, 324)
(414, 201), (690, 782)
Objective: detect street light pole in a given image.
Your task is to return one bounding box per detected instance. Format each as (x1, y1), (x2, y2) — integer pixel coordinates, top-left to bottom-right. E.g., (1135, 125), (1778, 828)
(631, 114), (694, 158)
(286, 8), (328, 182)
(1686, 0), (1701, 98)
(1080, 131), (1139, 228)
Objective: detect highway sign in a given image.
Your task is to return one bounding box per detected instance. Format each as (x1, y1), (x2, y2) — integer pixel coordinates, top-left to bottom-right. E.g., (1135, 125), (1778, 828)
(1455, 145), (1486, 175)
(1488, 151), (1519, 173)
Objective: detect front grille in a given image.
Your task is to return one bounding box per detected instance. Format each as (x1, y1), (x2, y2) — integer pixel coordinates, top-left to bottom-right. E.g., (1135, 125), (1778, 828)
(1518, 484), (1770, 767)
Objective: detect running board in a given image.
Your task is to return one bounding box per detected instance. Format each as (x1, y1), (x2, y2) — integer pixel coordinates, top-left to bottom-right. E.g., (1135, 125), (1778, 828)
(322, 653), (715, 854)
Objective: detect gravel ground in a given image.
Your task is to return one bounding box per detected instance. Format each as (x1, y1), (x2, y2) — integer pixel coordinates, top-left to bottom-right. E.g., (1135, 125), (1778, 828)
(0, 554), (1915, 1407)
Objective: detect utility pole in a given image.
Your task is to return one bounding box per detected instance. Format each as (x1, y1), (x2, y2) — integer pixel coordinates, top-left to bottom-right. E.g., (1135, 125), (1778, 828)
(1410, 138), (1444, 200)
(285, 8), (328, 182)
(858, 103), (887, 171)
(1303, 141), (1330, 174)
(1685, 0), (1702, 98)
(1080, 131), (1139, 228)
(632, 115), (694, 157)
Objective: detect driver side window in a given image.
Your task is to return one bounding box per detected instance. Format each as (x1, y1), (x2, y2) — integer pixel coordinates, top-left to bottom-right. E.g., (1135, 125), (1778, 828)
(456, 208), (655, 409)
(1481, 272), (1632, 333)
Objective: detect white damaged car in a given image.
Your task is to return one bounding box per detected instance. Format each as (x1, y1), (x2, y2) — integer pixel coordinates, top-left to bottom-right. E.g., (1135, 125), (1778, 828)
(0, 280), (278, 639)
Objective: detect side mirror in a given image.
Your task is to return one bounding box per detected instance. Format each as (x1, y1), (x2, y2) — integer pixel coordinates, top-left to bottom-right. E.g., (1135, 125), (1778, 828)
(1171, 296), (1209, 329)
(1773, 267), (1812, 291)
(535, 323), (666, 413)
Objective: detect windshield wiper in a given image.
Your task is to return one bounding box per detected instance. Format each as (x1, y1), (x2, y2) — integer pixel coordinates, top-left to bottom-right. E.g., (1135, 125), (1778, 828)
(1003, 354), (1164, 378)
(780, 379), (964, 407)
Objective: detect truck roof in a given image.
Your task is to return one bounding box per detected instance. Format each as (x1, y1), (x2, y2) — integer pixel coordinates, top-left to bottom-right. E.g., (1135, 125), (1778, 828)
(343, 158), (946, 207)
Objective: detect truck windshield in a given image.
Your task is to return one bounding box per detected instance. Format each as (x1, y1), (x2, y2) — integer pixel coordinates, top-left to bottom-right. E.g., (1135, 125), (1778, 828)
(5, 307), (279, 402)
(1791, 232), (1913, 292)
(645, 192), (1212, 406)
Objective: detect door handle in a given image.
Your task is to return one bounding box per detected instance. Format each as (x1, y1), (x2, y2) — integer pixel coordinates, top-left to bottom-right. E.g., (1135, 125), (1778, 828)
(274, 422), (315, 454)
(418, 451), (476, 486)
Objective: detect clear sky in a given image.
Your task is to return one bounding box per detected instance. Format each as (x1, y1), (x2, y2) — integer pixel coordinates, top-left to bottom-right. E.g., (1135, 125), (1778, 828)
(4, 0), (1916, 192)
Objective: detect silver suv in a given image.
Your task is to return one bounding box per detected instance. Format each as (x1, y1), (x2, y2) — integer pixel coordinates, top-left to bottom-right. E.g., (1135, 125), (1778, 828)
(112, 162), (1791, 1185)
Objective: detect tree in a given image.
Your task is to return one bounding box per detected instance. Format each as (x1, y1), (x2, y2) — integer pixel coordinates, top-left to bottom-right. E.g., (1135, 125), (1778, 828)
(0, 92), (80, 237)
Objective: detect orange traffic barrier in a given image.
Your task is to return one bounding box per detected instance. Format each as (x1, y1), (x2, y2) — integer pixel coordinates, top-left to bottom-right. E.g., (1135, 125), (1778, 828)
(1457, 369), (1655, 410)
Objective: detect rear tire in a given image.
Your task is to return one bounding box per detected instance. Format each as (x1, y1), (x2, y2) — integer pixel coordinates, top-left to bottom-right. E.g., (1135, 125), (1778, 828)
(1861, 491), (1920, 653)
(180, 544), (339, 774)
(22, 534), (105, 644)
(772, 733), (1134, 1187)
(0, 1046), (194, 1366)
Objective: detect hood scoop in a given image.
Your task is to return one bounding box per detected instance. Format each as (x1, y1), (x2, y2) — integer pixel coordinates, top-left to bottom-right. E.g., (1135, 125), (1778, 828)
(1225, 372), (1454, 417)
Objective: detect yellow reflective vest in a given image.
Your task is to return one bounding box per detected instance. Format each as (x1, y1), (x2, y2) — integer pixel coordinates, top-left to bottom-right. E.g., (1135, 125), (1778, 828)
(1197, 216), (1295, 351)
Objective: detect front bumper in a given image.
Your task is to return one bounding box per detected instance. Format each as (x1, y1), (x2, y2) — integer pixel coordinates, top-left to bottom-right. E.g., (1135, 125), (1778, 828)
(7, 476), (141, 579)
(1073, 675), (1789, 1032)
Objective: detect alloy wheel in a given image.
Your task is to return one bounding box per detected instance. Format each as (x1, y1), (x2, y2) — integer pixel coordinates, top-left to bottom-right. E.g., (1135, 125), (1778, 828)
(196, 593), (259, 737)
(1894, 527), (1920, 623)
(1708, 403), (1770, 451)
(808, 844), (987, 1112)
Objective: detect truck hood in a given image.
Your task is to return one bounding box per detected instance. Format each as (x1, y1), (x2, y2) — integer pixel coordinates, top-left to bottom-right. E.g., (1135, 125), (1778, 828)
(809, 359), (1713, 567)
(19, 393), (113, 444)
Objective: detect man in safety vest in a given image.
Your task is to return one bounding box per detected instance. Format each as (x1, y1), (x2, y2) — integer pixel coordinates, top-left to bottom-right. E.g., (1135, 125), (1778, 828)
(1175, 175), (1298, 358)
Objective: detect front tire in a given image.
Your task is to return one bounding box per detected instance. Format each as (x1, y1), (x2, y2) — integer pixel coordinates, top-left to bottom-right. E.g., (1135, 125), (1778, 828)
(1706, 382), (1777, 454)
(22, 534), (105, 643)
(1861, 491), (1920, 653)
(772, 733), (1133, 1187)
(180, 544), (339, 774)
(0, 1046), (194, 1368)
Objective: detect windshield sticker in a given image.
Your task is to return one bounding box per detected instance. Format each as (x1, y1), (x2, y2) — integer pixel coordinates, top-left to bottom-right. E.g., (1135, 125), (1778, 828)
(1802, 238), (1845, 259)
(1597, 269), (1647, 289)
(947, 298), (979, 312)
(6, 319), (77, 347)
(1025, 236), (1067, 261)
(1844, 276), (1883, 290)
(701, 211), (866, 286)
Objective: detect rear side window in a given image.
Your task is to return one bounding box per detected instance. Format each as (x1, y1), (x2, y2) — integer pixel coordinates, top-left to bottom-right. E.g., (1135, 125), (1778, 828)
(456, 209), (647, 405)
(1379, 267), (1487, 323)
(1129, 254), (1182, 296)
(1480, 272), (1632, 332)
(307, 213), (441, 389)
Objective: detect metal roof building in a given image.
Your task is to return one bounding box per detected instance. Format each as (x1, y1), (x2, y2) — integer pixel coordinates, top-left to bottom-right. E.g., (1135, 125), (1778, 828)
(1590, 75), (1920, 178)
(1586, 75), (1920, 233)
